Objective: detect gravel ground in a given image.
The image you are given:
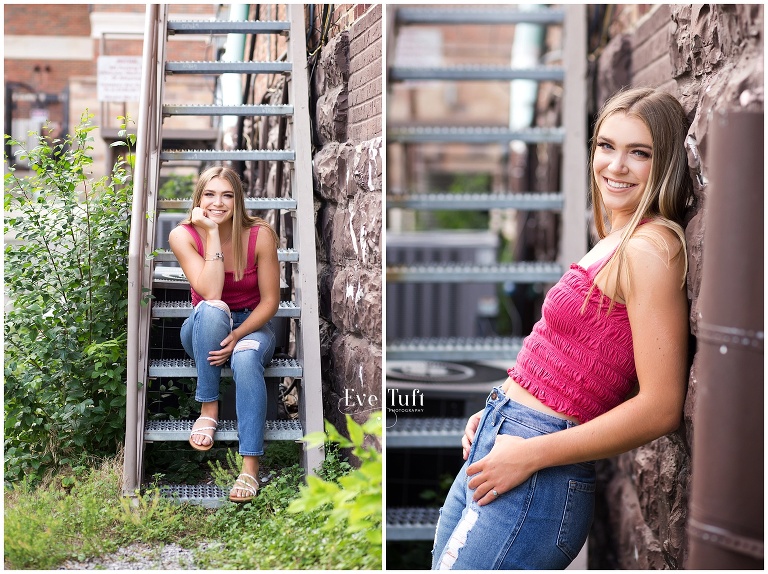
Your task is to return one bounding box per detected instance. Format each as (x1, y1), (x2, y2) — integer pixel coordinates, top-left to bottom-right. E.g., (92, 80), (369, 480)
(59, 542), (214, 570)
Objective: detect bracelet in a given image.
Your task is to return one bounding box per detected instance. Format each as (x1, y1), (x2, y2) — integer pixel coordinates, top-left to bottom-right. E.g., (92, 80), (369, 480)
(204, 252), (224, 262)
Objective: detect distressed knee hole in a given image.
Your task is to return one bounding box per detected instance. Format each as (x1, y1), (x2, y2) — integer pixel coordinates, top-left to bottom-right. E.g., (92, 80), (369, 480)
(439, 507), (478, 570)
(201, 299), (230, 314)
(233, 339), (261, 354)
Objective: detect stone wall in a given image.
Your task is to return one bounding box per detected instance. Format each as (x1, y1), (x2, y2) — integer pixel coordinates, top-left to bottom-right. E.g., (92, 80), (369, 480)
(244, 6), (382, 437)
(313, 5), (383, 435)
(591, 4), (763, 569)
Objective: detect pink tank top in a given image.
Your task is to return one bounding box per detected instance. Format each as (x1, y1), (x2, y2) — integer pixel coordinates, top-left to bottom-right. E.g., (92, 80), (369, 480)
(182, 224), (261, 310)
(508, 248), (636, 423)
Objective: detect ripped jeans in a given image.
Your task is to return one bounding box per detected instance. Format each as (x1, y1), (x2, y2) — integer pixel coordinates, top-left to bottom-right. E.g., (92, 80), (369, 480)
(431, 387), (595, 570)
(180, 300), (276, 456)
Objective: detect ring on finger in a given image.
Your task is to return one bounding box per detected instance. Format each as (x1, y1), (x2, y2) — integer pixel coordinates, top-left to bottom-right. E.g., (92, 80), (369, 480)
(492, 489), (499, 497)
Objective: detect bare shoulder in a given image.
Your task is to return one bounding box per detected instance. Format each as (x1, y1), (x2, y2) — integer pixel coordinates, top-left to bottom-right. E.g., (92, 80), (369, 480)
(254, 224), (277, 252)
(627, 221), (684, 268)
(625, 221), (686, 299)
(168, 224), (194, 252)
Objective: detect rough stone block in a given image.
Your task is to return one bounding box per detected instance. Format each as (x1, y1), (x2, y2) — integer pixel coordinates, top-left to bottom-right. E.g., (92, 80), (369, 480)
(319, 31), (350, 90)
(330, 333), (382, 420)
(316, 84), (348, 145)
(351, 137), (383, 194)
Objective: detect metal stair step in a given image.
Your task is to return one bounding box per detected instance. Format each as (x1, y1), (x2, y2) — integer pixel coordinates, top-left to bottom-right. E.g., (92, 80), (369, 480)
(387, 126), (564, 144)
(390, 65), (564, 82)
(152, 300), (300, 319)
(396, 7), (565, 25)
(145, 418), (303, 442)
(165, 61), (291, 75)
(160, 149), (295, 162)
(157, 197), (297, 210)
(153, 248), (298, 264)
(387, 261), (562, 283)
(149, 357), (302, 378)
(386, 507), (439, 541)
(160, 484), (227, 508)
(163, 103), (293, 117)
(387, 337), (524, 361)
(167, 19), (290, 35)
(386, 192), (563, 211)
(386, 417), (465, 448)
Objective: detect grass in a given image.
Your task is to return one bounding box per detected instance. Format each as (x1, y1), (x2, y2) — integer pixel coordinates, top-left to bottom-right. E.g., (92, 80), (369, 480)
(4, 442), (381, 570)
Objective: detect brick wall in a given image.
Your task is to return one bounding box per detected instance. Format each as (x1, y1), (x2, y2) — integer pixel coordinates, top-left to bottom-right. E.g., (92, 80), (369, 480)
(591, 4), (764, 569)
(348, 6), (382, 141)
(5, 4), (216, 175)
(4, 5), (93, 36)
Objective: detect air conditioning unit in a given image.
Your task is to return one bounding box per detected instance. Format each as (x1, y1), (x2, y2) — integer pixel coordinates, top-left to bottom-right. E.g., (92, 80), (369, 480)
(386, 230), (498, 339)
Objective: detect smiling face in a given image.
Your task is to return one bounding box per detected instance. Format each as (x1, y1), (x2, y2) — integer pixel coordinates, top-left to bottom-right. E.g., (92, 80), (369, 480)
(198, 176), (235, 225)
(592, 112), (654, 227)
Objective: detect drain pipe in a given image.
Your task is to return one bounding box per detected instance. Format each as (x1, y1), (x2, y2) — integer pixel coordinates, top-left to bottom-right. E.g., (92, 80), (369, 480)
(220, 4), (249, 151)
(686, 109), (764, 568)
(509, 4), (544, 136)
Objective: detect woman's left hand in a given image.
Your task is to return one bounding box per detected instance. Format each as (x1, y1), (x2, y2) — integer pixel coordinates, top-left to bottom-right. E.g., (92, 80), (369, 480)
(208, 333), (238, 366)
(466, 434), (536, 506)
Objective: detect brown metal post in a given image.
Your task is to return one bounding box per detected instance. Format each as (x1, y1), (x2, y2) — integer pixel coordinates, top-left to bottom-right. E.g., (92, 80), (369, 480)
(687, 109), (764, 569)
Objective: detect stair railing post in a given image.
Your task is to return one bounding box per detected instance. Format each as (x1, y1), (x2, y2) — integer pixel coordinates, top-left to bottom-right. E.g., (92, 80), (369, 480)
(287, 4), (325, 474)
(124, 4), (160, 496)
(561, 4), (588, 268)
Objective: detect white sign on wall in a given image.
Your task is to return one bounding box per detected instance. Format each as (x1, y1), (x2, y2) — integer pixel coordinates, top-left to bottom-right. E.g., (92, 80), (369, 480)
(97, 56), (142, 102)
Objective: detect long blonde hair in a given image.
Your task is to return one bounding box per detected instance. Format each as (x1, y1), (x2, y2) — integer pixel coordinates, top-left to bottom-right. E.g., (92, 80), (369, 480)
(588, 88), (694, 312)
(181, 166), (278, 281)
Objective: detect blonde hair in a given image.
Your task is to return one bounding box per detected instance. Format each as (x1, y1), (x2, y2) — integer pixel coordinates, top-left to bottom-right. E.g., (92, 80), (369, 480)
(181, 166), (278, 281)
(587, 88), (693, 312)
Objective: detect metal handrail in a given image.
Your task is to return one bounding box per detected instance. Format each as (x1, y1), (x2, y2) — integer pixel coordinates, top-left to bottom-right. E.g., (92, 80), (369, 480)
(124, 4), (161, 497)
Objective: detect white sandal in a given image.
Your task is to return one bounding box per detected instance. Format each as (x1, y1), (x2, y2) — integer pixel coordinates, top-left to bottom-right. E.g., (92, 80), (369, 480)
(229, 472), (260, 503)
(188, 416), (218, 451)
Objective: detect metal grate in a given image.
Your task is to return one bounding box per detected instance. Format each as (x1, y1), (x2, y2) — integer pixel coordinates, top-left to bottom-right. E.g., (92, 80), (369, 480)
(387, 126), (565, 144)
(386, 417), (465, 448)
(152, 300), (301, 319)
(145, 418), (302, 442)
(390, 65), (565, 82)
(160, 484), (227, 508)
(386, 192), (564, 211)
(148, 357), (302, 378)
(386, 261), (563, 283)
(386, 507), (439, 541)
(386, 336), (524, 361)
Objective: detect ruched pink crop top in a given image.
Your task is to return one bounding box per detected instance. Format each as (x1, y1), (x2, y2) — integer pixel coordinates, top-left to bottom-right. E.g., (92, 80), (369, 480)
(182, 224), (261, 311)
(508, 248), (636, 423)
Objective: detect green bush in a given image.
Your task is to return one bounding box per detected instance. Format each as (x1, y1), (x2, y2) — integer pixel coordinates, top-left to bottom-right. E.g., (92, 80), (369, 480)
(4, 113), (133, 484)
(288, 412), (382, 559)
(195, 413), (382, 570)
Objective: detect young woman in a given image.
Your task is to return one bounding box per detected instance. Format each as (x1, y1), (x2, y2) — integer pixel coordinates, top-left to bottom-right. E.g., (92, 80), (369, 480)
(431, 87), (694, 569)
(169, 166), (280, 503)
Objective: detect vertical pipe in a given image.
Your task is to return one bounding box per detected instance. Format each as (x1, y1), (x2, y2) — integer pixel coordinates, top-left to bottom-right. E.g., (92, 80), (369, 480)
(687, 109), (764, 569)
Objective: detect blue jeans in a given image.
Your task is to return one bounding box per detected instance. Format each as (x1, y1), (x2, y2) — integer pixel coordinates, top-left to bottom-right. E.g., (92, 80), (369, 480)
(180, 300), (276, 456)
(431, 387), (595, 570)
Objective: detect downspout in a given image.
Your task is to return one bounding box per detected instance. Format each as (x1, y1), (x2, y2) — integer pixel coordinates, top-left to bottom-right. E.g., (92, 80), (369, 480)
(236, 5), (256, 180)
(687, 109), (764, 568)
(503, 4), (545, 325)
(220, 4), (249, 150)
(509, 4), (544, 136)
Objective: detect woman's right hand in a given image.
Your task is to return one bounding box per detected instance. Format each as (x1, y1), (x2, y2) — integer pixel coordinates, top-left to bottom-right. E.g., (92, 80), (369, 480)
(462, 409), (484, 460)
(191, 206), (217, 230)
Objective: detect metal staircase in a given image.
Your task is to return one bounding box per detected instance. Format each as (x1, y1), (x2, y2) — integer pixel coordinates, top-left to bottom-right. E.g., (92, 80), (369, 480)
(124, 5), (323, 507)
(385, 3), (587, 553)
